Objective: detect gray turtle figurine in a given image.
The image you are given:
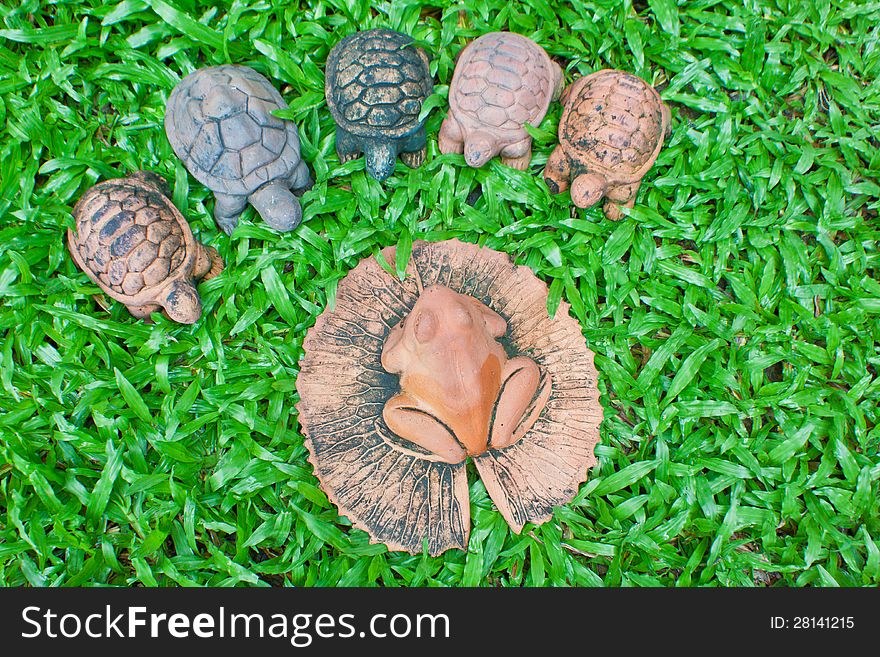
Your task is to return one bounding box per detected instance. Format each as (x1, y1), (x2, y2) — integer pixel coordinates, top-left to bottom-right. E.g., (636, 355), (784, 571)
(325, 29), (433, 181)
(165, 64), (312, 235)
(68, 171), (224, 324)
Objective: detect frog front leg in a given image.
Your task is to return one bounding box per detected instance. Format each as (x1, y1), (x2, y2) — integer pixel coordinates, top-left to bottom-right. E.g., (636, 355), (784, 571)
(489, 356), (545, 450)
(383, 393), (468, 464)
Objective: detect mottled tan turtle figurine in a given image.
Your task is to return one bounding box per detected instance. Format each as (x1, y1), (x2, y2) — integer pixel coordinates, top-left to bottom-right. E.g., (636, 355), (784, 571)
(68, 171), (223, 324)
(544, 69), (671, 219)
(297, 239), (603, 555)
(165, 65), (312, 235)
(439, 32), (563, 169)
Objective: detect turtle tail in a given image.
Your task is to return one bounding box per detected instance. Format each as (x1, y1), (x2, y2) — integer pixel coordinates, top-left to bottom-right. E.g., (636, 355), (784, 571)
(249, 182), (303, 232)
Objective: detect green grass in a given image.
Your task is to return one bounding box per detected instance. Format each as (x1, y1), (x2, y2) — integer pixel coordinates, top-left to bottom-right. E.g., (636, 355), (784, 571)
(1, 0), (879, 587)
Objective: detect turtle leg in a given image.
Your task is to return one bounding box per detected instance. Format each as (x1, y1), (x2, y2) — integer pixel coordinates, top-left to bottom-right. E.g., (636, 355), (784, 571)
(543, 145), (571, 194)
(193, 243), (224, 281)
(489, 356), (547, 450)
(289, 159), (313, 194)
(126, 303), (161, 321)
(438, 116), (464, 155)
(399, 126), (427, 168)
(399, 150), (425, 168)
(383, 392), (468, 465)
(603, 181), (640, 221)
(335, 126), (360, 164)
(499, 138), (533, 171)
(550, 61), (565, 101)
(213, 193), (247, 235)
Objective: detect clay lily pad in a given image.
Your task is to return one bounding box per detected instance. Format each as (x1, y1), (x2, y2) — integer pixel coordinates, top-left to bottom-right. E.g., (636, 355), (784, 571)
(296, 239), (602, 555)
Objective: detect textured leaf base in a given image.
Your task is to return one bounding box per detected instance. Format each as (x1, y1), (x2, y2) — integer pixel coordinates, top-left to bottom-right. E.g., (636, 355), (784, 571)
(297, 239), (602, 555)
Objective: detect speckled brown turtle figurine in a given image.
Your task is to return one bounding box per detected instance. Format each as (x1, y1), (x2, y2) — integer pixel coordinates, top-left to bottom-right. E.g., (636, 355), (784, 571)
(165, 65), (312, 235)
(68, 171), (223, 324)
(296, 239), (603, 555)
(439, 32), (563, 170)
(325, 29), (433, 181)
(544, 69), (671, 220)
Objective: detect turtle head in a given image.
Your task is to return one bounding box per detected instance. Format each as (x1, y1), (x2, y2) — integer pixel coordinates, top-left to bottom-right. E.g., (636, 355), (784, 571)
(160, 279), (202, 324)
(364, 142), (397, 181)
(249, 184), (303, 232)
(570, 173), (607, 209)
(463, 132), (497, 168)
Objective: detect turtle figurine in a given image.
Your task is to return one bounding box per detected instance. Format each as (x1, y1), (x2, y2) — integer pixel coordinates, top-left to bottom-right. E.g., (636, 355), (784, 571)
(543, 69), (671, 220)
(439, 32), (564, 170)
(325, 28), (434, 181)
(68, 171), (224, 324)
(165, 65), (312, 235)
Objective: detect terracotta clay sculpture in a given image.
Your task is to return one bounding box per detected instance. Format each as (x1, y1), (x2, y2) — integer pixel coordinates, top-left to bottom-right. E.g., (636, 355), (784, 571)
(381, 285), (550, 464)
(325, 29), (433, 181)
(296, 239), (603, 555)
(68, 171), (224, 323)
(165, 65), (312, 235)
(544, 69), (671, 220)
(439, 32), (563, 170)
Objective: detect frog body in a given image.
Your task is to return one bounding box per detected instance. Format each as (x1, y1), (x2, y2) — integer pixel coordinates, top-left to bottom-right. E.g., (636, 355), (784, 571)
(381, 285), (544, 463)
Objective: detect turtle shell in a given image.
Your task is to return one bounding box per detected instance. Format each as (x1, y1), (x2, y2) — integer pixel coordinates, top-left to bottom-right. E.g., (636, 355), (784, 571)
(325, 29), (433, 139)
(165, 65), (303, 197)
(296, 239), (602, 555)
(68, 175), (195, 304)
(449, 32), (557, 134)
(559, 69), (666, 182)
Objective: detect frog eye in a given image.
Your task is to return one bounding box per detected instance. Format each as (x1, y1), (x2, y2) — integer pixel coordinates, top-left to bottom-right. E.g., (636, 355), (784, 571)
(413, 309), (437, 343)
(452, 304), (472, 326)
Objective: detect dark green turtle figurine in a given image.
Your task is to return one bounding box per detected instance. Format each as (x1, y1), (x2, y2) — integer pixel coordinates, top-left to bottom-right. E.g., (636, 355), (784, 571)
(325, 29), (434, 181)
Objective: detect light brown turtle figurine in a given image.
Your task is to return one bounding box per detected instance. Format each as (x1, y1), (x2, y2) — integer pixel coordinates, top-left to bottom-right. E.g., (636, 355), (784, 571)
(439, 32), (563, 170)
(68, 171), (224, 324)
(296, 239), (603, 555)
(544, 69), (671, 219)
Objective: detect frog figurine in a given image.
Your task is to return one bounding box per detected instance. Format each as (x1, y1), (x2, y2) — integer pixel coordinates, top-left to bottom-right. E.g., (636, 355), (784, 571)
(380, 285), (545, 464)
